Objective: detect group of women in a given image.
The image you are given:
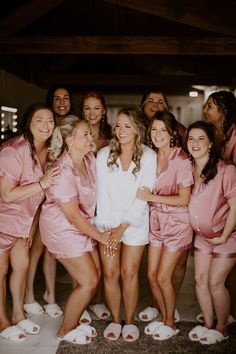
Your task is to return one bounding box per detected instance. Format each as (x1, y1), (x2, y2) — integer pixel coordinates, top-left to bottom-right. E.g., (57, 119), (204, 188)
(0, 87), (235, 346)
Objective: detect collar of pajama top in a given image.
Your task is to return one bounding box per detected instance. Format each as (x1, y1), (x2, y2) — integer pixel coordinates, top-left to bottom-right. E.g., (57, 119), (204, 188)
(0, 135), (45, 238)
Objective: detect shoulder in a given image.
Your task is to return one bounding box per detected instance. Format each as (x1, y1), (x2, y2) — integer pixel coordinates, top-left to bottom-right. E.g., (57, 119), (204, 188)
(217, 160), (236, 174)
(142, 144), (156, 159)
(97, 145), (110, 162)
(0, 136), (29, 158)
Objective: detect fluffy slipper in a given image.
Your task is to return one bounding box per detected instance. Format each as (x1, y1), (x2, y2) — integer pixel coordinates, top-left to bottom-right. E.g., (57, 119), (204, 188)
(79, 309), (92, 324)
(200, 329), (229, 345)
(24, 301), (44, 315)
(228, 315), (236, 324)
(152, 325), (179, 341)
(0, 325), (26, 342)
(103, 322), (122, 341)
(122, 324), (140, 342)
(196, 312), (204, 323)
(76, 324), (97, 338)
(144, 321), (164, 335)
(189, 325), (209, 342)
(89, 303), (111, 320)
(17, 319), (40, 334)
(138, 306), (159, 322)
(57, 328), (91, 345)
(43, 303), (63, 319)
(175, 308), (180, 323)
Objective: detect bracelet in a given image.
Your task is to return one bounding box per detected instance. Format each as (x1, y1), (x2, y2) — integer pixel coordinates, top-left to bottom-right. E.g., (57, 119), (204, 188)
(38, 181), (44, 190)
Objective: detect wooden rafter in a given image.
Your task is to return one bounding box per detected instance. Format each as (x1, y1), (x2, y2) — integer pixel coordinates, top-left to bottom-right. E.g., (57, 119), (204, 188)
(35, 73), (235, 87)
(104, 0), (236, 36)
(0, 36), (235, 54)
(0, 0), (65, 36)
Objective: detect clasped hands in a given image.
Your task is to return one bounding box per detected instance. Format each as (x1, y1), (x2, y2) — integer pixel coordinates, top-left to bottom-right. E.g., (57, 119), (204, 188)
(102, 224), (128, 258)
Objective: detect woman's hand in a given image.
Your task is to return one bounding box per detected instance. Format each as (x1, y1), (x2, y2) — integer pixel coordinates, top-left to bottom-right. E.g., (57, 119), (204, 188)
(206, 235), (227, 245)
(40, 167), (60, 189)
(101, 230), (118, 258)
(136, 186), (153, 202)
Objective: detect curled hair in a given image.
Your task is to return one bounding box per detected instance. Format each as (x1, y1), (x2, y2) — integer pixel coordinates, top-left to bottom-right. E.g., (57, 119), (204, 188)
(146, 111), (180, 149)
(187, 121), (219, 184)
(79, 90), (112, 140)
(46, 84), (74, 113)
(108, 106), (145, 175)
(209, 91), (236, 146)
(47, 115), (94, 169)
(20, 103), (55, 166)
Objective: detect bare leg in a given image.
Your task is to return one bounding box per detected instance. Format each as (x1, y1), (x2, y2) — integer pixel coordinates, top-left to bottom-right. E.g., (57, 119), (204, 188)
(210, 257), (236, 335)
(99, 244), (121, 323)
(43, 249), (57, 304)
(121, 245), (144, 324)
(157, 249), (182, 328)
(25, 228), (44, 303)
(194, 251), (214, 329)
(172, 250), (189, 295)
(226, 265), (236, 317)
(0, 251), (11, 330)
(147, 246), (166, 320)
(10, 238), (30, 324)
(58, 252), (99, 337)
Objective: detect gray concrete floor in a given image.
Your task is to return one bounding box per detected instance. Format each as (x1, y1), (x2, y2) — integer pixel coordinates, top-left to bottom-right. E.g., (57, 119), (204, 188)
(0, 251), (199, 354)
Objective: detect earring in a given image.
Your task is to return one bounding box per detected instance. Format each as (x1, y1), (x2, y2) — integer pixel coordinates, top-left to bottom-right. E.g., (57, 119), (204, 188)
(188, 153), (192, 161)
(102, 114), (105, 123)
(170, 137), (174, 148)
(208, 146), (211, 155)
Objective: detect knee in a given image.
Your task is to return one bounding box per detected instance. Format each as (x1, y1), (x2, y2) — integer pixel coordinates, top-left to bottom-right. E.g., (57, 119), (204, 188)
(195, 272), (207, 289)
(121, 266), (137, 282)
(103, 269), (120, 284)
(209, 276), (223, 292)
(84, 274), (99, 294)
(0, 261), (9, 279)
(147, 271), (158, 287)
(157, 273), (169, 289)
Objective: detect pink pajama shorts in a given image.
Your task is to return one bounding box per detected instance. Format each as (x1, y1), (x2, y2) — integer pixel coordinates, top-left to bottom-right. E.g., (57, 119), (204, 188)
(149, 208), (193, 252)
(194, 232), (236, 258)
(0, 232), (17, 253)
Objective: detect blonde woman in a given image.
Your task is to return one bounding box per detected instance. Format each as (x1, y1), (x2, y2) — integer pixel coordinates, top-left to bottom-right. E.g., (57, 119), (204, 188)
(39, 116), (115, 344)
(95, 106), (156, 342)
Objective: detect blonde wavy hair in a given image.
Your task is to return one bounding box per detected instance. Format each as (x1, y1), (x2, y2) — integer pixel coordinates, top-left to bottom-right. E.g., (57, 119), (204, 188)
(47, 115), (95, 169)
(108, 106), (146, 175)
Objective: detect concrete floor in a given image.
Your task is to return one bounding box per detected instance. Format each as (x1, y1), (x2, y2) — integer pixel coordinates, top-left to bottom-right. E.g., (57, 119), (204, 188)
(0, 251), (200, 354)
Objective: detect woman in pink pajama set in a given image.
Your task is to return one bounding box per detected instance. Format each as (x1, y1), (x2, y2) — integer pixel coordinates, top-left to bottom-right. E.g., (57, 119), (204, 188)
(137, 111), (193, 340)
(39, 115), (115, 344)
(0, 103), (58, 342)
(203, 91), (236, 324)
(187, 120), (236, 345)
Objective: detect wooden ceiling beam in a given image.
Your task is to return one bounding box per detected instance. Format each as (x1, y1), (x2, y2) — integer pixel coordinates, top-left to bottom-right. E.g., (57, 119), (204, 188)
(104, 0), (236, 36)
(35, 73), (235, 87)
(0, 0), (65, 36)
(0, 36), (235, 54)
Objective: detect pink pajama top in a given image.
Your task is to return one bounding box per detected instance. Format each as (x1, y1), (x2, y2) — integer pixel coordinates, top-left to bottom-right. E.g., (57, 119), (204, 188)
(0, 136), (45, 238)
(221, 124), (236, 166)
(39, 151), (96, 259)
(150, 147), (193, 213)
(188, 161), (236, 239)
(149, 147), (193, 248)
